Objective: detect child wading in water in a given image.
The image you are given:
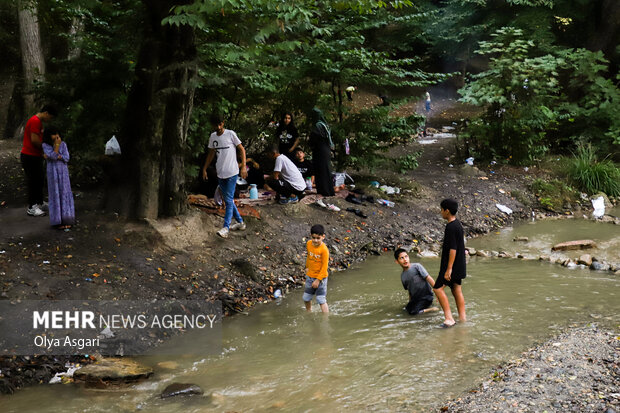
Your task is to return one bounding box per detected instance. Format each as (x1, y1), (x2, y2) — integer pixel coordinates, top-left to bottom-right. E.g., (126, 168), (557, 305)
(434, 198), (467, 327)
(42, 126), (75, 229)
(303, 224), (330, 313)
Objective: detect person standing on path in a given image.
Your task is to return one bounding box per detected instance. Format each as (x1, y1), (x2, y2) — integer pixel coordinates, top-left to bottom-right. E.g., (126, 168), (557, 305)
(21, 104), (57, 217)
(42, 126), (75, 229)
(309, 108), (335, 199)
(425, 91), (431, 113)
(434, 198), (467, 327)
(201, 114), (248, 238)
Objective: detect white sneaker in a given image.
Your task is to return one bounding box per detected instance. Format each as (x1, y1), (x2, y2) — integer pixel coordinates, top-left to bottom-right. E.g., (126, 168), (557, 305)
(327, 204), (341, 212)
(27, 205), (46, 217)
(316, 199), (327, 208)
(216, 227), (229, 238)
(230, 222), (246, 231)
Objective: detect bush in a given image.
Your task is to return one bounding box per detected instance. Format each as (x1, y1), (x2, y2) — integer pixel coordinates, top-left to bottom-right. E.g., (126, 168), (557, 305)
(530, 178), (578, 212)
(568, 144), (620, 197)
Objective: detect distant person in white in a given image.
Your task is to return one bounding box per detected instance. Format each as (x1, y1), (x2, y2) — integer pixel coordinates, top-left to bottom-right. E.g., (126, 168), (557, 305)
(267, 146), (306, 204)
(201, 114), (247, 238)
(425, 91), (431, 113)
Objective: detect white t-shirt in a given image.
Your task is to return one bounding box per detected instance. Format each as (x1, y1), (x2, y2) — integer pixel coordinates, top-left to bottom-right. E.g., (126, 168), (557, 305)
(208, 129), (241, 179)
(274, 154), (306, 191)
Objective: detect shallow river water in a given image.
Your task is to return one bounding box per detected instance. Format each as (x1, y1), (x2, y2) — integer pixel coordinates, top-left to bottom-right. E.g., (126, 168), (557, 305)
(2, 221), (619, 412)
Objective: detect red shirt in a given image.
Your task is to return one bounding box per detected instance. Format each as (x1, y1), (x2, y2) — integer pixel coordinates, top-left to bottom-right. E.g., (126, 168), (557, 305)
(21, 115), (43, 157)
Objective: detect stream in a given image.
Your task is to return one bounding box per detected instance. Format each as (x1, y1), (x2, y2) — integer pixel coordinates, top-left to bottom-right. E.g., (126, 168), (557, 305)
(1, 219), (618, 412)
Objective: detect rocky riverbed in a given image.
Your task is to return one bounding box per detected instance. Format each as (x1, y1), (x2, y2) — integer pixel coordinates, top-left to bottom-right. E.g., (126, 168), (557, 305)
(441, 326), (619, 413)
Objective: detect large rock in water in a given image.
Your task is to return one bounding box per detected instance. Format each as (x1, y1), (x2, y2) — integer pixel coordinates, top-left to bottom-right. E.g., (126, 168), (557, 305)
(551, 240), (597, 251)
(161, 383), (204, 398)
(73, 358), (153, 385)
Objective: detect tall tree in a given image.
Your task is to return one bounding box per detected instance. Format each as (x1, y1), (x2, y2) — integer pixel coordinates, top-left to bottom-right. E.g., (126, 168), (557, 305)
(17, 0), (45, 114)
(115, 0), (197, 219)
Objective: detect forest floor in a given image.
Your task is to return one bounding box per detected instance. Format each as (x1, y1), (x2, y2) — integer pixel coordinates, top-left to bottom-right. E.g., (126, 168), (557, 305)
(0, 95), (616, 410)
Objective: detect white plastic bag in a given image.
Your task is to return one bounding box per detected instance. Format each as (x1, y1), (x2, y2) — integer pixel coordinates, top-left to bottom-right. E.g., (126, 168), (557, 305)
(496, 203), (513, 214)
(105, 136), (121, 155)
(592, 196), (605, 218)
(333, 172), (353, 187)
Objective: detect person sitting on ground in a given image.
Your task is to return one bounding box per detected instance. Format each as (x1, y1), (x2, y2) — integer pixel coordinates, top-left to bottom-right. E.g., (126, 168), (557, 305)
(394, 248), (439, 315)
(266, 146), (306, 204)
(303, 224), (329, 313)
(292, 148), (314, 189)
(275, 112), (300, 159)
(244, 157), (265, 189)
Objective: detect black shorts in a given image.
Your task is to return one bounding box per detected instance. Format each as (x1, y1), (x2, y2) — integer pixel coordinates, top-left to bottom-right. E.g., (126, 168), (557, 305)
(406, 297), (433, 315)
(433, 274), (463, 289)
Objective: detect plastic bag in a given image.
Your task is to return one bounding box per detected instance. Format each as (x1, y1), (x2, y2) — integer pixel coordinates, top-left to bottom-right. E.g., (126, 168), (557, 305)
(496, 203), (513, 214)
(333, 172), (354, 187)
(105, 136), (121, 155)
(592, 196), (605, 218)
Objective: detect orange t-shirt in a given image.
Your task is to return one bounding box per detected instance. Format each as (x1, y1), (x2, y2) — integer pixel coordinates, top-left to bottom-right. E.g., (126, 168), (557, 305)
(21, 115), (43, 157)
(306, 240), (329, 280)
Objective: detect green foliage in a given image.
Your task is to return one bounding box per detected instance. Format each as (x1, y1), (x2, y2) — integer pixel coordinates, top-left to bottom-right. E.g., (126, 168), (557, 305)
(35, 0), (141, 183)
(554, 49), (620, 153)
(568, 143), (620, 197)
(530, 178), (577, 212)
(458, 27), (559, 164)
(331, 104), (424, 170)
(0, 3), (20, 69)
(396, 151), (421, 173)
(177, 0), (443, 169)
(459, 27), (620, 165)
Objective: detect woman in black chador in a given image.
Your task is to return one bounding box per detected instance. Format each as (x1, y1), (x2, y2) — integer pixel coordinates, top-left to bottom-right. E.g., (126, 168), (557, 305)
(275, 112), (299, 158)
(309, 108), (335, 197)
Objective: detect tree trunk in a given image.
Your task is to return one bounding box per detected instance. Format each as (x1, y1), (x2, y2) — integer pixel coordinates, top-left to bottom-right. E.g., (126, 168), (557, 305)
(587, 0), (620, 58)
(114, 0), (197, 220)
(17, 0), (45, 115)
(68, 9), (84, 61)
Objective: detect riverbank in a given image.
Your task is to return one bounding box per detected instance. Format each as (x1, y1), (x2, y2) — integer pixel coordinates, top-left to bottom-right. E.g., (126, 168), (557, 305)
(441, 326), (620, 412)
(0, 111), (615, 395)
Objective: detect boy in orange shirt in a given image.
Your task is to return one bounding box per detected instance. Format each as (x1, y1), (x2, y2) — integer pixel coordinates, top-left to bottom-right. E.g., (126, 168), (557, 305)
(303, 224), (329, 313)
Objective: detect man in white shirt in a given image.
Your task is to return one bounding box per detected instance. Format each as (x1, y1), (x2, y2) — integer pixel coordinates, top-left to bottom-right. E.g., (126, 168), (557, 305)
(267, 147), (306, 204)
(201, 115), (248, 238)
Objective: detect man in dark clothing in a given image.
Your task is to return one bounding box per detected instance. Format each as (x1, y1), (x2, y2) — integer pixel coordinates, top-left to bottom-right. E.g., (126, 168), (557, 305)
(394, 248), (438, 315)
(434, 198), (467, 328)
(21, 104), (57, 217)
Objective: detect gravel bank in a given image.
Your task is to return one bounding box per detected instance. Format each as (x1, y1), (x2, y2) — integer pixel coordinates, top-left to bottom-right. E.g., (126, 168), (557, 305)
(442, 326), (619, 412)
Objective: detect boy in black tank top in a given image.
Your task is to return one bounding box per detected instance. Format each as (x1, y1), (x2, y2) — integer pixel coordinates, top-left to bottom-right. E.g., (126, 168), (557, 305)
(434, 198), (467, 327)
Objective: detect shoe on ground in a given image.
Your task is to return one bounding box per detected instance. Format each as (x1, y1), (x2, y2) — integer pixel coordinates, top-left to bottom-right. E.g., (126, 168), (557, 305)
(279, 198), (290, 205)
(27, 205), (46, 217)
(327, 204), (340, 212)
(288, 196), (299, 204)
(230, 222), (246, 231)
(216, 227), (229, 238)
(315, 199), (327, 208)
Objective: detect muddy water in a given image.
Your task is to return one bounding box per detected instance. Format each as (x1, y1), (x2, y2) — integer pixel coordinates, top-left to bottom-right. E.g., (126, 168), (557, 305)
(467, 217), (620, 264)
(3, 225), (619, 412)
